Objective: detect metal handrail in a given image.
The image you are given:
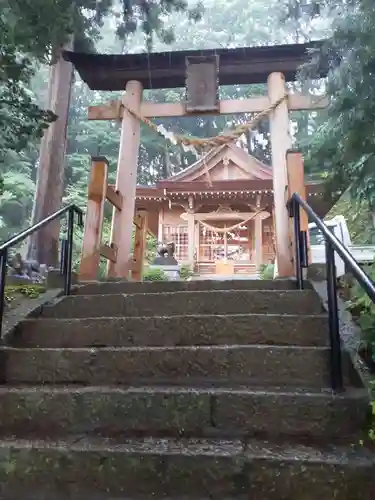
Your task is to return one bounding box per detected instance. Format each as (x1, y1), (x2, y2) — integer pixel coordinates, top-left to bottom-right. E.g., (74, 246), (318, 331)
(0, 204), (84, 337)
(287, 192), (375, 392)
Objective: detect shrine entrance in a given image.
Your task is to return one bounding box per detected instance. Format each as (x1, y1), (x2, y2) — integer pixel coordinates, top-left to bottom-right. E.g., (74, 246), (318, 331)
(198, 223), (254, 275)
(67, 42), (329, 281)
(199, 224), (252, 261)
(181, 205), (271, 275)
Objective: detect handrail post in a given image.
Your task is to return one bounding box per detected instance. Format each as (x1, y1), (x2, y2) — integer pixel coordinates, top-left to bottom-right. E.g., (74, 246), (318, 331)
(300, 230), (309, 268)
(0, 249), (8, 338)
(325, 240), (343, 391)
(60, 238), (68, 276)
(64, 207), (75, 296)
(292, 198), (303, 290)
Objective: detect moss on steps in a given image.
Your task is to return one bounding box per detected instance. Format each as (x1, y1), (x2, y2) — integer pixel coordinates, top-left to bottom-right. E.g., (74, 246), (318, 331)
(4, 284), (46, 314)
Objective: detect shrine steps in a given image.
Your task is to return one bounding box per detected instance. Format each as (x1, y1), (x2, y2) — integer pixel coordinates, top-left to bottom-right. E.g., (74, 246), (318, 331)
(73, 277), (300, 294)
(27, 289), (324, 318)
(0, 279), (373, 499)
(0, 437), (373, 500)
(13, 313), (329, 348)
(0, 386), (368, 443)
(1, 345), (342, 388)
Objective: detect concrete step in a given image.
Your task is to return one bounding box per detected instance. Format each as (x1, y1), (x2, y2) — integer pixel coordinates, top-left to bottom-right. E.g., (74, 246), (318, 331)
(0, 386), (368, 442)
(1, 345), (331, 388)
(37, 290), (324, 319)
(0, 496), (273, 500)
(0, 437), (373, 499)
(0, 496), (247, 500)
(76, 279), (311, 295)
(12, 313), (329, 348)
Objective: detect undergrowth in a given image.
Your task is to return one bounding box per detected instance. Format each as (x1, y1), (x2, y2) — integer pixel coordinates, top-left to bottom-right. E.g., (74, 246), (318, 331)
(259, 263), (274, 280)
(345, 263), (375, 370)
(143, 265), (192, 281)
(142, 268), (168, 281)
(370, 398), (375, 442)
(4, 284), (46, 306)
(180, 264), (193, 280)
(342, 263), (375, 442)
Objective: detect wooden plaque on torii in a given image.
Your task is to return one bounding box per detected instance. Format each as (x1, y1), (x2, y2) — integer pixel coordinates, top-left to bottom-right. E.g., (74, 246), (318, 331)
(185, 55), (220, 113)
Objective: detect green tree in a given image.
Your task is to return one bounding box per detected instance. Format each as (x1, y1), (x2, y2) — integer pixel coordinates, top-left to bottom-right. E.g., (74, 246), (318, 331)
(0, 5), (56, 160)
(304, 0), (375, 224)
(1, 0), (335, 250)
(1, 0), (203, 262)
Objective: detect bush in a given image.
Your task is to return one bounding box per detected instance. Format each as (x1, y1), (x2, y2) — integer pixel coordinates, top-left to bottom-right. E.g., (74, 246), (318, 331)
(143, 267), (168, 282)
(340, 265), (375, 443)
(370, 396), (375, 442)
(341, 262), (375, 444)
(346, 262), (375, 370)
(180, 264), (193, 281)
(259, 263), (274, 280)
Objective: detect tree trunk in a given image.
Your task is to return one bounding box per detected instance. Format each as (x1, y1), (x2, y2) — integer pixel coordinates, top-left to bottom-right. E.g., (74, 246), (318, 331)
(246, 129), (252, 154)
(163, 145), (171, 179)
(371, 204), (375, 231)
(28, 38), (74, 266)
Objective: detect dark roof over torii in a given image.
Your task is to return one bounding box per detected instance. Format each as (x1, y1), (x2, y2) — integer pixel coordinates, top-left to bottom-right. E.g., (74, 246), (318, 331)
(63, 40), (326, 91)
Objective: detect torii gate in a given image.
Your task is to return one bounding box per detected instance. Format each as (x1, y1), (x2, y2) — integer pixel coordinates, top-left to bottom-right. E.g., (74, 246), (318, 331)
(65, 42), (328, 280)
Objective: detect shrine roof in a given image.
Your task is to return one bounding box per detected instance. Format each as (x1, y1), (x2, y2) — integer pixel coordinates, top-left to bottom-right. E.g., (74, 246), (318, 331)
(135, 180), (336, 218)
(63, 40), (326, 91)
(136, 179), (327, 197)
(167, 144), (272, 183)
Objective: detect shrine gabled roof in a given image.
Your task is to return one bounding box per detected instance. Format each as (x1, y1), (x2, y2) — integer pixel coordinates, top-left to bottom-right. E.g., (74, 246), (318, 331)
(166, 144), (272, 182)
(63, 40), (326, 91)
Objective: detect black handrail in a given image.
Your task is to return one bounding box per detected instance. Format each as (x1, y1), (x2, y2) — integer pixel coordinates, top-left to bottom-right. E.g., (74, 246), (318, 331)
(0, 205), (84, 338)
(287, 192), (375, 392)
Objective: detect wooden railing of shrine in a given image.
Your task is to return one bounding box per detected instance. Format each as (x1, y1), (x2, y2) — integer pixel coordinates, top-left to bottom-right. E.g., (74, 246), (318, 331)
(79, 156), (149, 281)
(285, 150), (310, 274)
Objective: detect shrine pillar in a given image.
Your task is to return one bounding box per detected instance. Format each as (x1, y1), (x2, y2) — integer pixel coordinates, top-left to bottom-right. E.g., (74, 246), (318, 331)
(158, 206), (164, 242)
(255, 214), (263, 271)
(268, 72), (294, 277)
(223, 227), (228, 261)
(186, 195), (196, 267)
(108, 80), (143, 278)
(187, 213), (196, 265)
(195, 221), (200, 264)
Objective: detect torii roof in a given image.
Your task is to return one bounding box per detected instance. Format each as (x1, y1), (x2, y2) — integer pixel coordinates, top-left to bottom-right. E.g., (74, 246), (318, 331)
(63, 41), (327, 91)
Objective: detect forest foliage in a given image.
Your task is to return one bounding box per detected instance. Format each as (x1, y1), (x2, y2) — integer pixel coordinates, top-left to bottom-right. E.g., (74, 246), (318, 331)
(0, 0), (375, 246)
(306, 0), (375, 215)
(0, 0), (328, 240)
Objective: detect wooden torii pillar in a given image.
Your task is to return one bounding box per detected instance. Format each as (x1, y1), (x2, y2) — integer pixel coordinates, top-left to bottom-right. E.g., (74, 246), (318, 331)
(79, 156), (150, 281)
(87, 63), (327, 279)
(268, 73), (294, 277)
(108, 80), (143, 278)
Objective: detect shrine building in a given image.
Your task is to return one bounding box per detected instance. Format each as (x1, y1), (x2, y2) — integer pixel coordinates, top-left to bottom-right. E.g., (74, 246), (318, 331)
(135, 143), (332, 276)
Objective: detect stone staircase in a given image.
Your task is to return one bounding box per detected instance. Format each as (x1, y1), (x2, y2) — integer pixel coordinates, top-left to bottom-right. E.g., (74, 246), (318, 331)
(0, 279), (374, 499)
